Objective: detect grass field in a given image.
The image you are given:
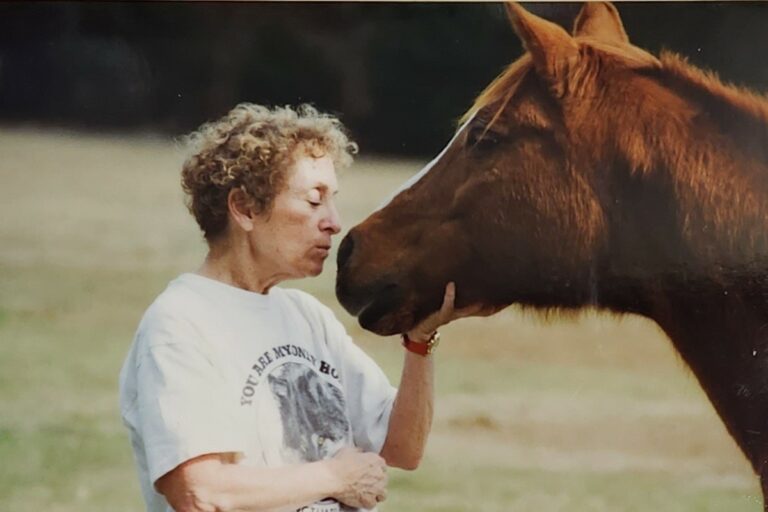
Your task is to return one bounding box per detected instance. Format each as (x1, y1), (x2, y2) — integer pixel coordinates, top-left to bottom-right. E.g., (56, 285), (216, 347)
(0, 128), (762, 511)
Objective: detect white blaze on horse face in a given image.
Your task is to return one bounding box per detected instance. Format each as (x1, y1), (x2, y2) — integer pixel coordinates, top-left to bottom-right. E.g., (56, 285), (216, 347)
(376, 114), (476, 210)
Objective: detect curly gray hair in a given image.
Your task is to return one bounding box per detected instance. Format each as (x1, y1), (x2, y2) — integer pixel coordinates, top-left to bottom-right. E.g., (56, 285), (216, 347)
(181, 103), (358, 242)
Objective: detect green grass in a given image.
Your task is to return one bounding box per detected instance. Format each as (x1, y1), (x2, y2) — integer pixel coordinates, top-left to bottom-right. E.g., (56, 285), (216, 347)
(386, 466), (761, 512)
(0, 129), (761, 511)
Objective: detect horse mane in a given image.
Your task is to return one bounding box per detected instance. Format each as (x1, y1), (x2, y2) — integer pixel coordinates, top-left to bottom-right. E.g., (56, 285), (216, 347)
(458, 55), (533, 126)
(647, 51), (768, 161)
(462, 44), (768, 156)
(657, 51), (768, 134)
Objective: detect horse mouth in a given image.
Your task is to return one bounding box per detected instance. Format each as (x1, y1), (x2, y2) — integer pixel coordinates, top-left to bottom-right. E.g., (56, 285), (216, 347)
(359, 284), (401, 329)
(340, 283), (407, 335)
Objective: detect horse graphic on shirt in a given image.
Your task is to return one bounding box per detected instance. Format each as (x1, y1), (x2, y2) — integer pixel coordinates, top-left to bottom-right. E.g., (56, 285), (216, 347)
(268, 362), (351, 462)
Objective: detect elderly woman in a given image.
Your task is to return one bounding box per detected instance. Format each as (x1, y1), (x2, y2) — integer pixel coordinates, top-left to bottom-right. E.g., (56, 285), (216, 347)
(119, 104), (478, 512)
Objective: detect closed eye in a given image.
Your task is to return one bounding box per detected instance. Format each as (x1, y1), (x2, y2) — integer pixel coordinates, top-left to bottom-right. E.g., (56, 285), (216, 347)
(307, 188), (323, 207)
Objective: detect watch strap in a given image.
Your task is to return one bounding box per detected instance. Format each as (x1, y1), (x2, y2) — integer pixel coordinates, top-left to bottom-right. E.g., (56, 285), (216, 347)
(401, 331), (440, 356)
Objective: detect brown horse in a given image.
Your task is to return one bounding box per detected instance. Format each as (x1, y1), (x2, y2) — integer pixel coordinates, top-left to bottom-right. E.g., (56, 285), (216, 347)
(336, 1), (768, 506)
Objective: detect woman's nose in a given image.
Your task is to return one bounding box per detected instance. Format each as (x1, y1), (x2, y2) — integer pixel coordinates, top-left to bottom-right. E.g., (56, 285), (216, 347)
(323, 203), (342, 234)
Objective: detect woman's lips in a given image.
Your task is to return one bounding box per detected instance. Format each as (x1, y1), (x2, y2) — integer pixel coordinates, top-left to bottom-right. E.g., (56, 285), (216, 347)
(314, 245), (331, 257)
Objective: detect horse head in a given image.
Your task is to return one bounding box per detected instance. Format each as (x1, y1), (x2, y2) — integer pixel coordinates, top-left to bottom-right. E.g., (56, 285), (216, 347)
(337, 2), (768, 338)
(336, 2), (668, 334)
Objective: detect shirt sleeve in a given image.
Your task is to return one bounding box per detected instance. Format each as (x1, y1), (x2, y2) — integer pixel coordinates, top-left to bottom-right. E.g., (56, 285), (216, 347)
(134, 317), (246, 486)
(319, 308), (397, 454)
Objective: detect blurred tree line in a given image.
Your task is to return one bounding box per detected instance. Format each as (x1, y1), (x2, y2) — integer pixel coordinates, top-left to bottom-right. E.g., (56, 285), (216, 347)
(0, 2), (766, 156)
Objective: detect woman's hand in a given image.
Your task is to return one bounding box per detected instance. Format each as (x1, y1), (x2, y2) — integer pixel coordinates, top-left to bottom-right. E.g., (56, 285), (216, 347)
(405, 282), (498, 342)
(328, 446), (388, 509)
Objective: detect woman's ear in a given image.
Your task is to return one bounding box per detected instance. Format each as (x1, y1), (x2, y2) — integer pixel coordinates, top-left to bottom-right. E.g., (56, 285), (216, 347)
(227, 187), (256, 232)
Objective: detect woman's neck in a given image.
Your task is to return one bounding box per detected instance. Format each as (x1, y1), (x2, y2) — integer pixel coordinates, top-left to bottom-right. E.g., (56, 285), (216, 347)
(197, 236), (287, 294)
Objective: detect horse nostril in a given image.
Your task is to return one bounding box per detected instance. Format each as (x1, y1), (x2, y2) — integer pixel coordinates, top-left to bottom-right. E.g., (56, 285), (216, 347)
(337, 232), (355, 271)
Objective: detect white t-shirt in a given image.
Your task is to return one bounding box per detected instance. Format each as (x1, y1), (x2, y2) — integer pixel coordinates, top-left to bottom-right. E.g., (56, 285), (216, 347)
(119, 273), (397, 512)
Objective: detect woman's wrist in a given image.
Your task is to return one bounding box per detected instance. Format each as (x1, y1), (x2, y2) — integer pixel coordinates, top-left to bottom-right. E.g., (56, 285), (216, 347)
(404, 330), (434, 344)
(317, 458), (346, 499)
(402, 331), (440, 356)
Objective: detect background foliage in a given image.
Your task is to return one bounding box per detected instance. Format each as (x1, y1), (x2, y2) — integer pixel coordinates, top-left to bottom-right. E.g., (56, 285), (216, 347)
(1, 2), (767, 155)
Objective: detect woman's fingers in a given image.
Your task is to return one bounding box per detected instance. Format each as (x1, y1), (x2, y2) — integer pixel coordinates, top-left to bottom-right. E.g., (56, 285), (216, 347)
(408, 282), (502, 338)
(438, 282), (456, 321)
(442, 285), (501, 321)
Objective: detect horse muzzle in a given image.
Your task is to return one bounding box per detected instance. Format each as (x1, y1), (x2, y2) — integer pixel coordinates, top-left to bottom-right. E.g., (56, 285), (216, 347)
(335, 232), (410, 334)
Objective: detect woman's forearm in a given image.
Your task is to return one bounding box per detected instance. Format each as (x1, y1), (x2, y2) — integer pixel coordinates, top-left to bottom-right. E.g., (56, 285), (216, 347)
(379, 350), (435, 470)
(158, 455), (340, 512)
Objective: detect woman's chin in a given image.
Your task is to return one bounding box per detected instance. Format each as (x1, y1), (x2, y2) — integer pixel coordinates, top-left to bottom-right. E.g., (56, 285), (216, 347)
(305, 261), (326, 277)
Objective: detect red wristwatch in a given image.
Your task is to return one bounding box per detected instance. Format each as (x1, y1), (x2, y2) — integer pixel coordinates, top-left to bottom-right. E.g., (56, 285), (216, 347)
(401, 331), (440, 356)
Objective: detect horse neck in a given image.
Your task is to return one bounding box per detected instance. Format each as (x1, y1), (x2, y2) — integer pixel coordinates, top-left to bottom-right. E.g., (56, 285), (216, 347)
(594, 80), (768, 470)
(647, 283), (768, 473)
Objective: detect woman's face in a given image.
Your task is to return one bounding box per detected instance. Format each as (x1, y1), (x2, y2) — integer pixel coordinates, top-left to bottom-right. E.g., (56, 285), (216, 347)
(250, 154), (342, 280)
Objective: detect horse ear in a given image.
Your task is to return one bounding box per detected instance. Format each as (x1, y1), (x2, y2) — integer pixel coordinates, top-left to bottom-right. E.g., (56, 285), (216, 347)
(505, 2), (579, 94)
(573, 2), (629, 44)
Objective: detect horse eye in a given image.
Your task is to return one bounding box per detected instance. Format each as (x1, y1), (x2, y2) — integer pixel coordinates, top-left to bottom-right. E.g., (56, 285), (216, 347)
(466, 127), (500, 151)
